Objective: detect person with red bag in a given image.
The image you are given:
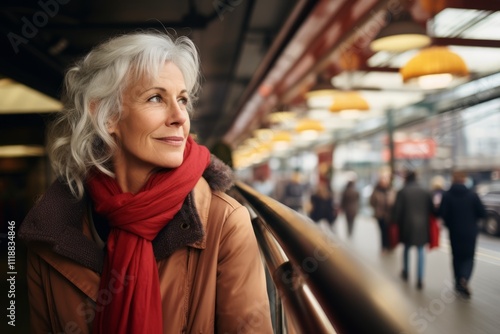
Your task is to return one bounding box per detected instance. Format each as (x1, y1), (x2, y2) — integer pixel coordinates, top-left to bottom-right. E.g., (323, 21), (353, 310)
(392, 170), (435, 290)
(19, 32), (273, 334)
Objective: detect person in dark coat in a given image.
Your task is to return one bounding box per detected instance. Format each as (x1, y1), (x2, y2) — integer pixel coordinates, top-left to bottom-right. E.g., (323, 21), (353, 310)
(340, 180), (360, 237)
(309, 180), (336, 226)
(281, 169), (306, 212)
(392, 170), (434, 289)
(438, 171), (487, 298)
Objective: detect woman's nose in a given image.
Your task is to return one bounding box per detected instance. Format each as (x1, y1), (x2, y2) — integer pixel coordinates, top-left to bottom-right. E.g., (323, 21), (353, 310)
(166, 100), (187, 126)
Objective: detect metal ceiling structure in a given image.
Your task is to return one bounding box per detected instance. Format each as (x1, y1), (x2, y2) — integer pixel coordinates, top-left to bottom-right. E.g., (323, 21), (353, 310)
(0, 0), (306, 147)
(224, 0), (500, 147)
(1, 0), (500, 163)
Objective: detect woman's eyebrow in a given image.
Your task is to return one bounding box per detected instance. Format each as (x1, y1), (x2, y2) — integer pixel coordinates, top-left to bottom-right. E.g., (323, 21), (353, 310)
(140, 87), (167, 95)
(139, 87), (188, 95)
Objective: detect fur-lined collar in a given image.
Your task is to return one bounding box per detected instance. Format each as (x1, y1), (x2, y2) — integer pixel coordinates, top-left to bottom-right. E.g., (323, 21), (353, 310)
(19, 155), (233, 273)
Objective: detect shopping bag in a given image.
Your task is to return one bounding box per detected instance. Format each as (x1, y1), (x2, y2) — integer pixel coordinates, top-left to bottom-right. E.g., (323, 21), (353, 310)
(428, 214), (439, 249)
(388, 223), (399, 249)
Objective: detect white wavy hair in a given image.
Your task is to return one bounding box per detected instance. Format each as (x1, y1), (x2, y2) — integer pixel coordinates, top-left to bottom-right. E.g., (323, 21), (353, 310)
(48, 31), (201, 199)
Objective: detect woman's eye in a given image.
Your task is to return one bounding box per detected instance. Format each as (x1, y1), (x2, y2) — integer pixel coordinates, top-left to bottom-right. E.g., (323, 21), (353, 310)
(148, 95), (162, 103)
(178, 97), (189, 106)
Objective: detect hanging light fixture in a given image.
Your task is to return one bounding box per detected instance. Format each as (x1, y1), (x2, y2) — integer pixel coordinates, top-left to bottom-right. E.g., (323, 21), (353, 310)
(272, 131), (292, 151)
(266, 111), (296, 125)
(295, 118), (324, 133)
(304, 72), (339, 109)
(295, 118), (324, 141)
(400, 46), (469, 89)
(329, 91), (369, 112)
(306, 79), (370, 112)
(370, 13), (431, 52)
(305, 89), (337, 109)
(328, 50), (369, 113)
(272, 131), (292, 142)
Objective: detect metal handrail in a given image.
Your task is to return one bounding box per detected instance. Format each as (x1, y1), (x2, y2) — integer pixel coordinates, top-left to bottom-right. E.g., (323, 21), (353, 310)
(234, 181), (417, 334)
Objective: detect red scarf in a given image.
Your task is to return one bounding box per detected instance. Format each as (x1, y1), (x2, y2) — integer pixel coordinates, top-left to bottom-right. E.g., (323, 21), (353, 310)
(87, 136), (210, 334)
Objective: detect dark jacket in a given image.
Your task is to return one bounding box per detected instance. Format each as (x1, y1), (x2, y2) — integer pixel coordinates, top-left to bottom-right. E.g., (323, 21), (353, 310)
(340, 183), (360, 219)
(392, 181), (434, 246)
(282, 180), (305, 211)
(438, 183), (487, 243)
(309, 192), (336, 224)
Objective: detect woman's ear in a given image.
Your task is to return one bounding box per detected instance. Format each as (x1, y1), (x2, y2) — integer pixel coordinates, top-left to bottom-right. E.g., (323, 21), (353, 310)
(105, 114), (121, 135)
(90, 100), (117, 134)
(106, 120), (116, 134)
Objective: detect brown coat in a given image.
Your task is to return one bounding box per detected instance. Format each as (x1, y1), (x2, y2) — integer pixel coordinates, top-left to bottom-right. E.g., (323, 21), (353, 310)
(370, 185), (395, 222)
(20, 162), (273, 334)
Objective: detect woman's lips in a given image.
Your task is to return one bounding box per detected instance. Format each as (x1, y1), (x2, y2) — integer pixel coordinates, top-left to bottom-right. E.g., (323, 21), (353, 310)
(154, 136), (184, 146)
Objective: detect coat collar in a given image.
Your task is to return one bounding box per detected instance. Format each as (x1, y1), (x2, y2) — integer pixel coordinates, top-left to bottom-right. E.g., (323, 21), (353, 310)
(19, 156), (233, 302)
(19, 156), (233, 274)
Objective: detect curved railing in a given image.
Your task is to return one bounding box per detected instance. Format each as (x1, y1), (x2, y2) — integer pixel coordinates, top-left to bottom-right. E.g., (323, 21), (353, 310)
(233, 181), (417, 334)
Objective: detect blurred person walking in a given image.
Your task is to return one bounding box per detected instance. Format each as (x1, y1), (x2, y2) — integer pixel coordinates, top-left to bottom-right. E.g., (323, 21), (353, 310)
(431, 175), (446, 210)
(370, 176), (395, 253)
(309, 180), (337, 226)
(340, 180), (360, 237)
(438, 171), (487, 298)
(392, 170), (434, 289)
(280, 169), (307, 213)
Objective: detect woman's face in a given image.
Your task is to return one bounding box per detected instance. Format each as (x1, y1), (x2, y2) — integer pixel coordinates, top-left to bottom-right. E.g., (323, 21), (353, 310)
(109, 62), (190, 179)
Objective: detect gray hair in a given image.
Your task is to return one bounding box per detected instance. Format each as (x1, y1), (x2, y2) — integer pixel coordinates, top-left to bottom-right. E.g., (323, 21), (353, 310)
(48, 31), (201, 199)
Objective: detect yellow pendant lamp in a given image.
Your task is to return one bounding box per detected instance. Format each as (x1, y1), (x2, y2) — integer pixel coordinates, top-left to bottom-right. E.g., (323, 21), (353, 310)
(370, 14), (431, 52)
(295, 118), (324, 141)
(329, 91), (369, 112)
(400, 46), (468, 89)
(295, 118), (325, 133)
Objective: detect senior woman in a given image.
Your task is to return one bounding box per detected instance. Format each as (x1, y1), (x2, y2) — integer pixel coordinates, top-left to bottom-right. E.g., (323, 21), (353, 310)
(19, 32), (273, 333)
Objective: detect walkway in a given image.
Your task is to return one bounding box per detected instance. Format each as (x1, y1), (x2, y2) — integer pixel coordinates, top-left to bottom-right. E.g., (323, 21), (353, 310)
(318, 214), (500, 334)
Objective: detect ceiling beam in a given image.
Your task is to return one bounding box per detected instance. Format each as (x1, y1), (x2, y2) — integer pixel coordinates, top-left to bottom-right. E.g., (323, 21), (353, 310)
(445, 0), (500, 11)
(223, 0), (319, 144)
(433, 37), (500, 48)
(277, 0), (390, 103)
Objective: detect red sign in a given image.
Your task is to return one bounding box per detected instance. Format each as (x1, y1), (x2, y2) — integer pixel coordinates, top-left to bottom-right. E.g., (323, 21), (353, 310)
(383, 139), (436, 160)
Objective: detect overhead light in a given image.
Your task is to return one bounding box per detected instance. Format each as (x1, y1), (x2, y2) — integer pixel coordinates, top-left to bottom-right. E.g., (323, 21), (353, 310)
(400, 46), (469, 89)
(417, 73), (454, 90)
(305, 89), (337, 109)
(329, 91), (369, 112)
(370, 17), (431, 52)
(0, 79), (62, 114)
(253, 128), (274, 142)
(272, 131), (292, 143)
(305, 74), (339, 109)
(272, 131), (292, 151)
(266, 111), (296, 125)
(295, 118), (324, 133)
(0, 145), (45, 157)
